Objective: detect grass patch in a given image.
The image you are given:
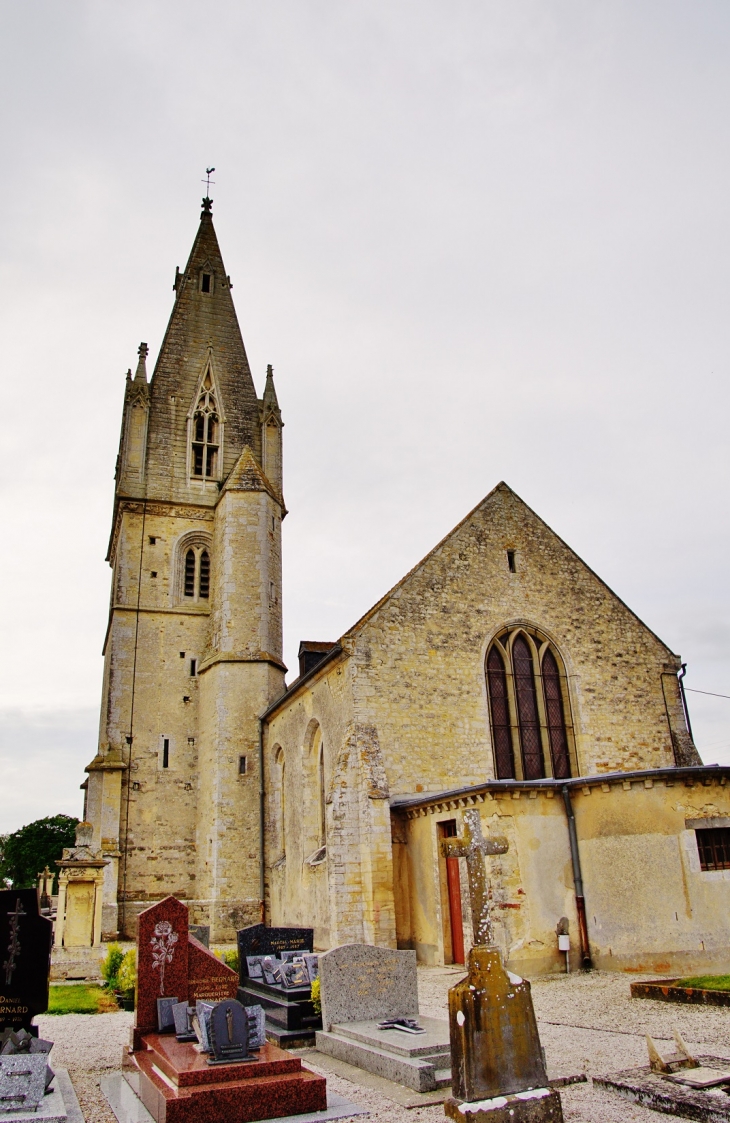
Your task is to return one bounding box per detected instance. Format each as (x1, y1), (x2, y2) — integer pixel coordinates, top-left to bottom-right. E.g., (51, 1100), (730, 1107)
(47, 984), (119, 1014)
(673, 975), (730, 991)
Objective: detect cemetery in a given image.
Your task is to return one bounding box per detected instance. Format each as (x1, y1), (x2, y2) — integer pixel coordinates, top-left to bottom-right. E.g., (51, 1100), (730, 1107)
(6, 810), (730, 1123)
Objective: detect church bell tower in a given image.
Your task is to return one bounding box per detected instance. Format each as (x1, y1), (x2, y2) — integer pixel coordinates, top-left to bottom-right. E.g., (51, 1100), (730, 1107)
(83, 197), (286, 941)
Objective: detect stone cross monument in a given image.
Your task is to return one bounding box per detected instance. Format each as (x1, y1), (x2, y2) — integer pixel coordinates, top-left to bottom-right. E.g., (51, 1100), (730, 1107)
(441, 810), (563, 1123)
(441, 808), (507, 947)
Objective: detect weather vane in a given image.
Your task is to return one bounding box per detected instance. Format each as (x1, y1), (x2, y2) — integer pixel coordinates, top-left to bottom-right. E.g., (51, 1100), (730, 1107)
(202, 167), (216, 195)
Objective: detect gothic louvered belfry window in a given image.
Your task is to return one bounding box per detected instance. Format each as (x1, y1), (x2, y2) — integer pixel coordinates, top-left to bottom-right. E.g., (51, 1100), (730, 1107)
(486, 627), (576, 780)
(191, 370), (220, 479)
(179, 539), (212, 603)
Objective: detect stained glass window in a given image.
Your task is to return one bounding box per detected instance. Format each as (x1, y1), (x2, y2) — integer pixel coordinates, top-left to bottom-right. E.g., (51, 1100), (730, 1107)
(543, 648), (571, 779)
(487, 646), (515, 779)
(513, 636), (543, 780)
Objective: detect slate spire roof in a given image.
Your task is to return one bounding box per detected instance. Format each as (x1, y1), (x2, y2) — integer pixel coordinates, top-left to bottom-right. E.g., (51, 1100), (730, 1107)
(140, 197), (262, 503)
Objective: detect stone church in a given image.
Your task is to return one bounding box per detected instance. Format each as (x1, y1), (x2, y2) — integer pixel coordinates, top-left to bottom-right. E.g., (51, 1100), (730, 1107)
(84, 199), (730, 976)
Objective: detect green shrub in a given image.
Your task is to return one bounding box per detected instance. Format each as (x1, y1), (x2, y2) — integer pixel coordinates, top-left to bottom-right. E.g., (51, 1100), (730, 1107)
(310, 975), (321, 1015)
(222, 948), (239, 974)
(213, 948), (240, 974)
(101, 943), (125, 991)
(116, 948), (137, 1008)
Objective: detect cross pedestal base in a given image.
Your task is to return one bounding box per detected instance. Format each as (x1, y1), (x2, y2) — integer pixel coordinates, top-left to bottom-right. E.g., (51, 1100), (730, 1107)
(445, 1087), (563, 1123)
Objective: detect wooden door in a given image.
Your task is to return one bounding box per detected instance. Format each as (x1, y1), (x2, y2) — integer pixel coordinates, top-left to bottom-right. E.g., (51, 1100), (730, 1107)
(439, 821), (465, 964)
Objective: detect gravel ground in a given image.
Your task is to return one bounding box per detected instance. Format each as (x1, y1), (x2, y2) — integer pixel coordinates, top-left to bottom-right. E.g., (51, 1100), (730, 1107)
(36, 969), (730, 1123)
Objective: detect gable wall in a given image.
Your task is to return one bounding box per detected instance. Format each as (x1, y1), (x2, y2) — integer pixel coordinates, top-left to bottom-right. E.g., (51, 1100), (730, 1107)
(350, 485), (685, 794)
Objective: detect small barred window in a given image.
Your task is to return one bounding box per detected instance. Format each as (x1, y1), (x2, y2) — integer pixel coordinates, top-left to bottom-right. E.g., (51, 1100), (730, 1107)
(696, 827), (730, 870)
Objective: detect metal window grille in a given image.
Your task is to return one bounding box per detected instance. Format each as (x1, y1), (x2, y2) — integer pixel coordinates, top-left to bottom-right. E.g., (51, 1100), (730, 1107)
(696, 827), (730, 870)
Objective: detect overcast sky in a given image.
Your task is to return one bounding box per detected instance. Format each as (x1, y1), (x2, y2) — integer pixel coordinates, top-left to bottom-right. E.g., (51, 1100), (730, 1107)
(1, 1), (729, 833)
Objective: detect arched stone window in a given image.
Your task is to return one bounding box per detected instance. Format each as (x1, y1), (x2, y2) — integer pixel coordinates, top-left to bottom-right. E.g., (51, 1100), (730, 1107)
(174, 533), (212, 604)
(302, 723), (327, 865)
(486, 627), (576, 780)
(188, 366), (223, 481)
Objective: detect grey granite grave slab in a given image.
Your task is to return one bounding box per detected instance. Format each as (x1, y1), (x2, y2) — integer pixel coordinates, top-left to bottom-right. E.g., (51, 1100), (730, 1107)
(0, 1054), (47, 1113)
(102, 1072), (369, 1123)
(316, 1017), (450, 1093)
(0, 1067), (80, 1123)
(595, 1055), (730, 1121)
(319, 945), (418, 1031)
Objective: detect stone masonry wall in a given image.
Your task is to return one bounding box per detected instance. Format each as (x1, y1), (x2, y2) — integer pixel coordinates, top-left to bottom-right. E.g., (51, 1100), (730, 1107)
(349, 483), (689, 793)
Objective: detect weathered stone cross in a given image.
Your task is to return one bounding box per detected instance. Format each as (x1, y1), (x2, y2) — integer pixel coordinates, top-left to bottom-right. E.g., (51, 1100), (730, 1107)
(441, 809), (508, 947)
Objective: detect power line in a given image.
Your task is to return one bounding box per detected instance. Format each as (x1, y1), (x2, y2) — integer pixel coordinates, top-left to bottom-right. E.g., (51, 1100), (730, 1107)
(686, 687), (730, 700)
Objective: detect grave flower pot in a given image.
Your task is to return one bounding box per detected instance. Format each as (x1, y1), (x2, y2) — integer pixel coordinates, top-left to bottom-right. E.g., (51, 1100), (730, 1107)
(115, 989), (135, 1011)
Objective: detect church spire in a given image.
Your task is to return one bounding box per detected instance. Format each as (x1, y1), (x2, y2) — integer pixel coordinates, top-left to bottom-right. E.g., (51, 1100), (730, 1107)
(141, 196), (261, 504)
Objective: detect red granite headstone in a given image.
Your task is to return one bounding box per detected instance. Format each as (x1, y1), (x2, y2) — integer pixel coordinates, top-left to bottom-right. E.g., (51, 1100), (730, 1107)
(187, 936), (238, 1004)
(135, 897), (190, 1036)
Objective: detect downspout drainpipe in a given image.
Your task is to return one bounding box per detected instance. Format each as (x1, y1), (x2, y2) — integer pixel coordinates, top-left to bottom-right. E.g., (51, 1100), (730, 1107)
(258, 718), (266, 925)
(562, 785), (592, 969)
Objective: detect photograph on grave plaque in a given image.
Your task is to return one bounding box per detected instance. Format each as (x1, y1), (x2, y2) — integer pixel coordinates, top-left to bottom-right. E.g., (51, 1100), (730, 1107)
(281, 962), (309, 988)
(303, 953), (319, 982)
(261, 956), (280, 985)
(246, 955), (264, 980)
(280, 951), (301, 964)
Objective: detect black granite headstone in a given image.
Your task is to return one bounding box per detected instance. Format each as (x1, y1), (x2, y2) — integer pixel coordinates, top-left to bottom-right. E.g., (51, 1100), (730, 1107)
(0, 889), (53, 1034)
(236, 924), (313, 980)
(208, 999), (252, 1065)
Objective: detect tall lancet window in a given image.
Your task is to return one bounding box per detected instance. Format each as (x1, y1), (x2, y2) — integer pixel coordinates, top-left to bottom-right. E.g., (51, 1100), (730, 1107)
(176, 534), (212, 604)
(486, 627), (577, 780)
(190, 370), (220, 479)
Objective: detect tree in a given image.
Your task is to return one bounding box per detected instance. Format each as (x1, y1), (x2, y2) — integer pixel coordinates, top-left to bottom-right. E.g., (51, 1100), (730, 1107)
(0, 815), (79, 891)
(0, 835), (9, 889)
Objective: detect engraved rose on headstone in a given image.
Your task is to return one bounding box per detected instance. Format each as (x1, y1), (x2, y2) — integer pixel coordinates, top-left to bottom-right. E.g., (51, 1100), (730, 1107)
(151, 920), (178, 995)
